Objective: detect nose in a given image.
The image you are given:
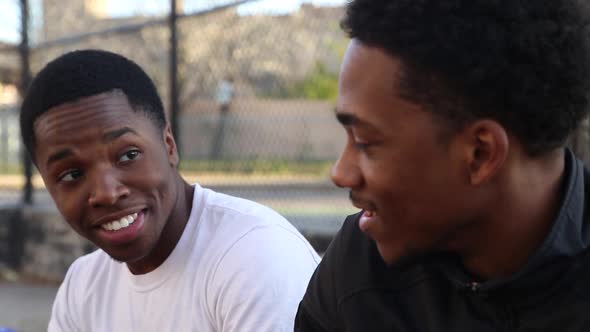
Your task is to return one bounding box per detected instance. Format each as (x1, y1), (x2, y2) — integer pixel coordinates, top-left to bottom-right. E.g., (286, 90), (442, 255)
(87, 168), (130, 208)
(331, 146), (362, 189)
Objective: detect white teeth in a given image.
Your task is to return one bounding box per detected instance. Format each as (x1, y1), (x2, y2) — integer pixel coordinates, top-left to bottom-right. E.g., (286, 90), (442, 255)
(101, 213), (138, 232)
(112, 221), (122, 231)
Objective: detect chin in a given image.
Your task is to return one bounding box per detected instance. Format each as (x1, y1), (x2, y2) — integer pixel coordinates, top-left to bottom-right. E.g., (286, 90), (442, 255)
(108, 255), (126, 264)
(101, 245), (147, 265)
(376, 242), (426, 268)
(375, 241), (403, 265)
(105, 251), (138, 264)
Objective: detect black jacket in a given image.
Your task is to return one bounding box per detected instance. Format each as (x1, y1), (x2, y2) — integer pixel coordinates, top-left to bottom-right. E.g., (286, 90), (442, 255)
(295, 150), (590, 331)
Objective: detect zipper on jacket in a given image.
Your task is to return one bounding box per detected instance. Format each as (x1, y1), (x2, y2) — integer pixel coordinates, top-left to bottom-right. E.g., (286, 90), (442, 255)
(464, 281), (489, 298)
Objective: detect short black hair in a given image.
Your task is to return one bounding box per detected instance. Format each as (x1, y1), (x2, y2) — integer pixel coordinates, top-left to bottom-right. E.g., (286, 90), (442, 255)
(20, 49), (166, 158)
(342, 0), (590, 155)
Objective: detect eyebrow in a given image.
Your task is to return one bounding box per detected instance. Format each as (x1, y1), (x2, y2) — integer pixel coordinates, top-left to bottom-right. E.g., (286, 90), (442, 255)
(46, 149), (74, 168)
(335, 110), (377, 131)
(335, 112), (357, 126)
(102, 127), (138, 143)
(45, 127), (139, 167)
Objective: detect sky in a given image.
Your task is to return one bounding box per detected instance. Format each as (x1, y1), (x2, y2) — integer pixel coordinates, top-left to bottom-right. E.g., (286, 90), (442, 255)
(0, 0), (346, 43)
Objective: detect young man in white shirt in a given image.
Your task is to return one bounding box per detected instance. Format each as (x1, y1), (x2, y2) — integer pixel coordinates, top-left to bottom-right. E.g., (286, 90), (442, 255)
(20, 49), (320, 332)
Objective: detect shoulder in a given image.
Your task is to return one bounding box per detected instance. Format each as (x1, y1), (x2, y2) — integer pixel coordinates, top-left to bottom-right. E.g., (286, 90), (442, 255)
(50, 250), (120, 330)
(297, 212), (395, 329)
(213, 223), (320, 276)
(201, 197), (320, 332)
(61, 249), (117, 293)
(199, 189), (317, 256)
(55, 249), (120, 297)
(196, 189), (320, 292)
(205, 194), (321, 280)
(296, 212), (366, 330)
(304, 211), (373, 292)
(321, 212), (377, 279)
(204, 189), (289, 226)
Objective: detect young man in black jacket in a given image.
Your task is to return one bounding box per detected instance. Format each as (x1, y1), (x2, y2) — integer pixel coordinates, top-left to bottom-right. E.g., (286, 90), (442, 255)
(295, 0), (590, 331)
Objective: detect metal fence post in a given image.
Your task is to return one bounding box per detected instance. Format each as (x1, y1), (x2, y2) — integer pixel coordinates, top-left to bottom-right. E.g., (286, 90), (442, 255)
(19, 0), (33, 205)
(170, 0), (181, 156)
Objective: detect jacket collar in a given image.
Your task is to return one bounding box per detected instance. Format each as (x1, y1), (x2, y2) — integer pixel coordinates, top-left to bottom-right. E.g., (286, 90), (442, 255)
(440, 148), (590, 293)
(519, 148), (587, 269)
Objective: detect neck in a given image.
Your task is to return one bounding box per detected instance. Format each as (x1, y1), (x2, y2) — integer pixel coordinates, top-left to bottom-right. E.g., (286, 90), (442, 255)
(459, 149), (566, 280)
(127, 175), (194, 274)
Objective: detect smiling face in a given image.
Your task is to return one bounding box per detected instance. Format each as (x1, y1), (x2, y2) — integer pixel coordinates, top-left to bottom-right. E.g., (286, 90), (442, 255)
(333, 40), (481, 264)
(33, 91), (184, 271)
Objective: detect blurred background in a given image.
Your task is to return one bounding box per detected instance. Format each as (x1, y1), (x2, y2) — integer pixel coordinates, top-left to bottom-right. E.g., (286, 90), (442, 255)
(0, 0), (355, 330)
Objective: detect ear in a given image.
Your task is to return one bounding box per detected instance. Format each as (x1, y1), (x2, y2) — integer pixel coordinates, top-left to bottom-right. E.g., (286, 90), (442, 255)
(162, 123), (179, 168)
(462, 120), (509, 185)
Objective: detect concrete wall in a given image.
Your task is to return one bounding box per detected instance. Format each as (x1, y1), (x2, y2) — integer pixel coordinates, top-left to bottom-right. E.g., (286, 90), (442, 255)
(20, 205), (95, 282)
(180, 99), (345, 160)
(0, 204), (25, 270)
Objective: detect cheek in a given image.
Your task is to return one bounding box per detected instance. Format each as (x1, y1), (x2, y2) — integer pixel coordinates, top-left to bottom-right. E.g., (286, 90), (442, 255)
(131, 154), (176, 206)
(361, 155), (405, 197)
(40, 169), (86, 229)
(139, 167), (173, 191)
(132, 169), (168, 188)
(133, 150), (174, 185)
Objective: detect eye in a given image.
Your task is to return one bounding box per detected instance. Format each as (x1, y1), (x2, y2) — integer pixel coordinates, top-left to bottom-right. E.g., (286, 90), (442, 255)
(119, 149), (142, 163)
(59, 169), (83, 182)
(354, 141), (371, 151)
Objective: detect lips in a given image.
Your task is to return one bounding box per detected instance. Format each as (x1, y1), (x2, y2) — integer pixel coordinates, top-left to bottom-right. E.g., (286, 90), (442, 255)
(349, 191), (376, 210)
(359, 210), (377, 232)
(349, 191), (379, 232)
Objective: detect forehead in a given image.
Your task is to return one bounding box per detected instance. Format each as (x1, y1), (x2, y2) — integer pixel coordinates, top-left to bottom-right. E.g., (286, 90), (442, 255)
(33, 91), (157, 156)
(337, 40), (423, 125)
(35, 90), (130, 131)
(35, 91), (150, 139)
(339, 40), (402, 95)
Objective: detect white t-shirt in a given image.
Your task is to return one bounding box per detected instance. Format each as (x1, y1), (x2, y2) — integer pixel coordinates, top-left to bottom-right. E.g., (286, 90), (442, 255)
(48, 184), (320, 332)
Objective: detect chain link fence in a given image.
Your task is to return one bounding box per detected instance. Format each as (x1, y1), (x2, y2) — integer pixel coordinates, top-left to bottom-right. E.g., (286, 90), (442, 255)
(0, 105), (19, 172)
(3, 0), (590, 259)
(0, 0), (356, 266)
(0, 104), (22, 205)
